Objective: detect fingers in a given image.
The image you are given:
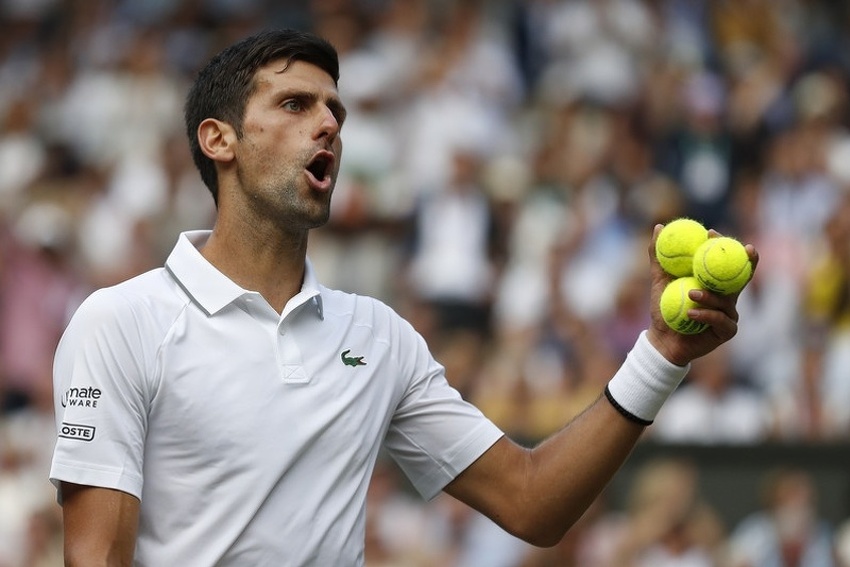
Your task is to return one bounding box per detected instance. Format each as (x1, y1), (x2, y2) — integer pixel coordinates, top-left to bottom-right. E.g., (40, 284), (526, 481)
(689, 286), (739, 320)
(647, 224), (662, 265)
(745, 243), (759, 274)
(695, 309), (738, 341)
(687, 287), (739, 339)
(647, 224), (670, 282)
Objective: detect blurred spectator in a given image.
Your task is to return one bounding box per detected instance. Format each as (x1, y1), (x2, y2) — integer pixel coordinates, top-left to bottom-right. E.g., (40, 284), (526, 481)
(531, 0), (657, 107)
(542, 100), (645, 326)
(727, 468), (836, 567)
(0, 97), (47, 213)
(710, 0), (800, 79)
(0, 202), (85, 409)
(404, 144), (508, 338)
(490, 150), (565, 345)
(724, 167), (805, 437)
(399, 0), (523, 192)
(578, 457), (726, 567)
(655, 70), (734, 229)
(0, 377), (57, 567)
(801, 193), (850, 439)
(757, 89), (844, 256)
(53, 26), (185, 169)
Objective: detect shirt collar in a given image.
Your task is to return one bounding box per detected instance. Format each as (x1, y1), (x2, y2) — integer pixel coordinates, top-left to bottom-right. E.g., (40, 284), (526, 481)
(165, 230), (324, 319)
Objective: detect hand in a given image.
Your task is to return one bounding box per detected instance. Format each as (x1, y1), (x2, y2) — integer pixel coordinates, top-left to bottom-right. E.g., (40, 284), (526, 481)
(645, 224), (759, 367)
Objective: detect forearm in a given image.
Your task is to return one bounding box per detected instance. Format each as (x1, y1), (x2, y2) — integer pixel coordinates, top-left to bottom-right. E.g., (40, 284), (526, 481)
(451, 332), (689, 547)
(519, 395), (644, 545)
(62, 483), (139, 566)
(520, 331), (689, 545)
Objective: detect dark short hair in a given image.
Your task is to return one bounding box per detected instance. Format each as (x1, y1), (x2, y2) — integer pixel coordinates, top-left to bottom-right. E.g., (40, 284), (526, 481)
(184, 29), (340, 203)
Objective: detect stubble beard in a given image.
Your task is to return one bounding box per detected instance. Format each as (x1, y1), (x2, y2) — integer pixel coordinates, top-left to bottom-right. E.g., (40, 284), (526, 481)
(243, 159), (334, 232)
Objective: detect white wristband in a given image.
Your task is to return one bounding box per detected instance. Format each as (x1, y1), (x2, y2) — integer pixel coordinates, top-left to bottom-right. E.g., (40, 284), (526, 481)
(605, 330), (690, 424)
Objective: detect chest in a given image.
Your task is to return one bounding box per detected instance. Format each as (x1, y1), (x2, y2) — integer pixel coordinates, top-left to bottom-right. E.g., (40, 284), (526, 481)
(146, 305), (396, 470)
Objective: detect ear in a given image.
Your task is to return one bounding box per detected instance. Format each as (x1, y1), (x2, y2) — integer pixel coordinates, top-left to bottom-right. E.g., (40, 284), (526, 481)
(197, 118), (237, 163)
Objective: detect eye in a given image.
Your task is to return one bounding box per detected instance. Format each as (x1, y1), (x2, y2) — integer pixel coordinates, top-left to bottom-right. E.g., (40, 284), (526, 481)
(282, 99), (303, 112)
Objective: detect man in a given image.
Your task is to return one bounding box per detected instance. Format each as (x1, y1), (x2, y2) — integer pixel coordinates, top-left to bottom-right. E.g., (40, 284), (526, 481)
(50, 29), (756, 566)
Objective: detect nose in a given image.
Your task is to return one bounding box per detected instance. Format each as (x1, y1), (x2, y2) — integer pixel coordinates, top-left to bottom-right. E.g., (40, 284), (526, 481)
(316, 105), (341, 143)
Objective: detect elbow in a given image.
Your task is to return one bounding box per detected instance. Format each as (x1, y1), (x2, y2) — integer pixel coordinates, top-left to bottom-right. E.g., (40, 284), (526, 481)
(491, 456), (582, 548)
(509, 524), (568, 549)
(521, 531), (566, 549)
(499, 509), (575, 548)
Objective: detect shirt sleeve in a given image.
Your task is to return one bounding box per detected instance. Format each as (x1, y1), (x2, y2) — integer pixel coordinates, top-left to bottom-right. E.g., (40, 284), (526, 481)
(49, 288), (154, 501)
(383, 318), (504, 500)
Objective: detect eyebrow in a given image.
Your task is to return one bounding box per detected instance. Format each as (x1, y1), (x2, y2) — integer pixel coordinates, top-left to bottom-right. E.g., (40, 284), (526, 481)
(274, 87), (348, 124)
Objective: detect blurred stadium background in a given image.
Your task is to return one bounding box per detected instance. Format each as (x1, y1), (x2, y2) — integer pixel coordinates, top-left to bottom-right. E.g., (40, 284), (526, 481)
(2, 0), (850, 565)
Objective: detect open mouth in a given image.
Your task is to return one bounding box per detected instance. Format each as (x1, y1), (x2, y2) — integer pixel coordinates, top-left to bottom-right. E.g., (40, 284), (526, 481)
(306, 152), (333, 183)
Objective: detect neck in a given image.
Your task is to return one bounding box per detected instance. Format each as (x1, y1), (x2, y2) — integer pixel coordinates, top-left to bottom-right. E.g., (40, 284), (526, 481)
(200, 220), (309, 314)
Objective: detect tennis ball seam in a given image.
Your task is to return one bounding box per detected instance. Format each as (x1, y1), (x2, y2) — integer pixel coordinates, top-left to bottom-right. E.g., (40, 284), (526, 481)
(671, 282), (688, 320)
(693, 237), (751, 294)
(657, 251), (694, 262)
(695, 254), (750, 282)
(660, 277), (708, 334)
(655, 218), (709, 277)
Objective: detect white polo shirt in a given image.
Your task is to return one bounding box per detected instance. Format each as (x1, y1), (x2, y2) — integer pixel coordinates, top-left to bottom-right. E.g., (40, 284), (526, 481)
(50, 230), (504, 566)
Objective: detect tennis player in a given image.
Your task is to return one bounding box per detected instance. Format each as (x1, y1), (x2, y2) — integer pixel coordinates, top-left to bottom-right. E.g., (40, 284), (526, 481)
(50, 28), (756, 566)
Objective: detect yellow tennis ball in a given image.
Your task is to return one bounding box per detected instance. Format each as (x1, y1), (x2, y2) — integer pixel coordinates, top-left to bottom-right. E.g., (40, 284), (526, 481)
(655, 218), (709, 277)
(660, 276), (708, 334)
(693, 236), (752, 295)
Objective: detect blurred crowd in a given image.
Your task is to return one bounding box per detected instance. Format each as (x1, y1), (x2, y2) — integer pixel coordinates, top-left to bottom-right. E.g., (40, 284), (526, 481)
(2, 0), (850, 565)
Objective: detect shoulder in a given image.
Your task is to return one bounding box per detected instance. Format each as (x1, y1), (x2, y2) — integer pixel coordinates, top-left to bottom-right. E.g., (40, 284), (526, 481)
(54, 269), (190, 390)
(320, 286), (409, 328)
(64, 267), (189, 343)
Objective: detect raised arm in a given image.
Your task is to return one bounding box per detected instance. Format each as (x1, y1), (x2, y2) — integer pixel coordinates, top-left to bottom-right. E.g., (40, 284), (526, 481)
(445, 225), (758, 546)
(61, 482), (140, 566)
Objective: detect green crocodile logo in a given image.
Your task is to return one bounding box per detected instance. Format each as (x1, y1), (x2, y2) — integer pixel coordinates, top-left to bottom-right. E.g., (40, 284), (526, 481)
(341, 349), (367, 367)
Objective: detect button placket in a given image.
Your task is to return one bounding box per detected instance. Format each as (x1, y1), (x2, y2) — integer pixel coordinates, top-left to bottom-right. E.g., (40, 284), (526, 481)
(277, 320), (309, 384)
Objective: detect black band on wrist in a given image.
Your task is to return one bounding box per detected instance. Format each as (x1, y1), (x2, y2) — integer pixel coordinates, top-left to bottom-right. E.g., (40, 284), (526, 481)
(604, 385), (653, 426)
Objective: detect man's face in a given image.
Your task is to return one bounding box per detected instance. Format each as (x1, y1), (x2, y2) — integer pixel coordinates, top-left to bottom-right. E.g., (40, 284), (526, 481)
(233, 59), (346, 231)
